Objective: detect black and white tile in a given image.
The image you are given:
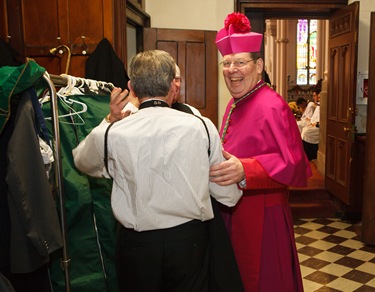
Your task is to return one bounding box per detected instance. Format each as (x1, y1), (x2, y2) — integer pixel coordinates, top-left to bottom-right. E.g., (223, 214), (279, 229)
(294, 218), (375, 291)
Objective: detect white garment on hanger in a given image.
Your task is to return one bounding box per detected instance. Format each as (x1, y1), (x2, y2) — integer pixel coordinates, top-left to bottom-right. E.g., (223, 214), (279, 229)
(39, 136), (54, 177)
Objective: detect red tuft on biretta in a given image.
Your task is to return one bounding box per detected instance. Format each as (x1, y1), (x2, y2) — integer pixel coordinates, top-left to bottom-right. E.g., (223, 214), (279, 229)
(216, 12), (263, 56)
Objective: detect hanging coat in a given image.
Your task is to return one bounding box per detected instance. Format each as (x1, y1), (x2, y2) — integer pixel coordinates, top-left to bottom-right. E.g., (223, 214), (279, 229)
(85, 38), (130, 89)
(0, 60), (63, 274)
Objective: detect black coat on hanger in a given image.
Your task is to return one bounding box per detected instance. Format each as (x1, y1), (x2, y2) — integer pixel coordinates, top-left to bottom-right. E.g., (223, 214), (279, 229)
(85, 38), (130, 89)
(0, 38), (23, 68)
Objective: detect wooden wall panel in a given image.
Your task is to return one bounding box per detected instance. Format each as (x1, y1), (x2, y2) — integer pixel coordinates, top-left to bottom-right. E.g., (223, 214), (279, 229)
(326, 135), (336, 180)
(328, 48), (338, 120)
(68, 0), (104, 55)
(339, 45), (351, 122)
(186, 42), (205, 109)
(143, 28), (218, 126)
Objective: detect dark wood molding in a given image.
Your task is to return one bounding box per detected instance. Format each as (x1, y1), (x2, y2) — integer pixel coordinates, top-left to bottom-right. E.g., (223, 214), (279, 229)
(236, 0), (348, 18)
(126, 0), (150, 27)
(113, 0), (127, 63)
(126, 0), (150, 57)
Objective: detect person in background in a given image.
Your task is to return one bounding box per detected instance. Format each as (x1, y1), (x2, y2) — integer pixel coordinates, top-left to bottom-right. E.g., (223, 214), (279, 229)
(297, 80), (322, 132)
(288, 97), (306, 120)
(209, 12), (311, 292)
(72, 49), (242, 292)
(301, 88), (321, 160)
(171, 64), (201, 115)
(296, 97), (308, 120)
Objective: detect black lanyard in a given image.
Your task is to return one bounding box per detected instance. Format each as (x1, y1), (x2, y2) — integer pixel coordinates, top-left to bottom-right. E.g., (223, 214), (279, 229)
(139, 99), (169, 109)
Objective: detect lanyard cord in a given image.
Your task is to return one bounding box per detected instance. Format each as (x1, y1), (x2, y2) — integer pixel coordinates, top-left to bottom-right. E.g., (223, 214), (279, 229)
(221, 81), (266, 143)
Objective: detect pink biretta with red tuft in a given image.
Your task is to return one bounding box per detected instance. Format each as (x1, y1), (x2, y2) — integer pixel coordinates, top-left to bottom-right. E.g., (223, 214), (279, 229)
(215, 12), (263, 56)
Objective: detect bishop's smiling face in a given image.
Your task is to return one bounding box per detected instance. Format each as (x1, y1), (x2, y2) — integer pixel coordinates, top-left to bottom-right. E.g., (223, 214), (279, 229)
(222, 52), (264, 99)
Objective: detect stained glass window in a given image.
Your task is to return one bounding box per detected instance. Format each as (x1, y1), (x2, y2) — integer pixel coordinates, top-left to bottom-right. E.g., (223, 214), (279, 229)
(296, 19), (317, 85)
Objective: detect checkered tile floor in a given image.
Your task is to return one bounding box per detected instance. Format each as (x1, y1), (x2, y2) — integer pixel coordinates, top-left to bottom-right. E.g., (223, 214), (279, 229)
(294, 218), (375, 292)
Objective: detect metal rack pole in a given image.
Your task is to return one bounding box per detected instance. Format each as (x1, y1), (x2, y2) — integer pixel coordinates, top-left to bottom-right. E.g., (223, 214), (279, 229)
(42, 73), (71, 292)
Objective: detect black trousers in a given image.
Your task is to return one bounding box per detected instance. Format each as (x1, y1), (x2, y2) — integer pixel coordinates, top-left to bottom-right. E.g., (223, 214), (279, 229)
(116, 220), (209, 292)
(303, 140), (319, 160)
(208, 198), (244, 292)
(1, 264), (51, 292)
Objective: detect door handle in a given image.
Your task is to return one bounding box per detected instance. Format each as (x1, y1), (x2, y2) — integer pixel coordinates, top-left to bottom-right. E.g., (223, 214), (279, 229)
(343, 126), (358, 133)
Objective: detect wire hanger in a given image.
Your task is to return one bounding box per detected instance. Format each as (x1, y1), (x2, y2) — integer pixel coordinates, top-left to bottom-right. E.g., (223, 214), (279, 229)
(43, 94), (87, 125)
(40, 73), (87, 124)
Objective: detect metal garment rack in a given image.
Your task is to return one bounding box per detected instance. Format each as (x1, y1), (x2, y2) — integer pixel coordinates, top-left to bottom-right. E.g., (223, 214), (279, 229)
(42, 73), (71, 292)
(42, 73), (115, 292)
(49, 74), (115, 91)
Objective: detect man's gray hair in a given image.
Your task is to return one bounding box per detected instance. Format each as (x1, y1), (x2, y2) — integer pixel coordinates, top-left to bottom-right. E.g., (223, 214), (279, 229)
(129, 50), (176, 98)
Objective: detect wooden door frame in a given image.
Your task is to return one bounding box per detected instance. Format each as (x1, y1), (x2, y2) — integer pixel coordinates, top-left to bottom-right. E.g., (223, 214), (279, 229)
(235, 0), (348, 16)
(234, 0), (365, 218)
(361, 12), (375, 244)
(112, 0), (150, 68)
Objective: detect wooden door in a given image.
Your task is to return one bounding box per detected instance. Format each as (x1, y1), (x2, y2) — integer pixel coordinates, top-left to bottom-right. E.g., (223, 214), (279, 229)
(325, 2), (359, 205)
(143, 28), (218, 127)
(3, 0), (113, 77)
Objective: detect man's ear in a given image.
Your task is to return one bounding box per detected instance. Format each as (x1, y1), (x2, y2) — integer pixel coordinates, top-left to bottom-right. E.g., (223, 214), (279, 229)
(128, 81), (136, 98)
(171, 79), (177, 93)
(256, 58), (264, 74)
(166, 81), (177, 105)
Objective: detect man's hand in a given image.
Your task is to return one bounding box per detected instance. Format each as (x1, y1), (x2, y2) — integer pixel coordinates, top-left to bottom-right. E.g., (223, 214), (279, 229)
(109, 87), (132, 122)
(209, 150), (244, 186)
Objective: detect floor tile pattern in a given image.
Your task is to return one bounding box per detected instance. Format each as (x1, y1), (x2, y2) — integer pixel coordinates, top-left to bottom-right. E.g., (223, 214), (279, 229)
(294, 218), (375, 292)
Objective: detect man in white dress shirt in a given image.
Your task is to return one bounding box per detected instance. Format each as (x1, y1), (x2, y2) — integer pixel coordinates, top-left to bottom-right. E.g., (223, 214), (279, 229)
(72, 49), (242, 292)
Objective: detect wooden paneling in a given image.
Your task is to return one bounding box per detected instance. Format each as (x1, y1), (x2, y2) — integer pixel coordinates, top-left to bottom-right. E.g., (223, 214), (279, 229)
(325, 2), (359, 206)
(68, 0), (104, 53)
(1, 0), (127, 76)
(186, 42), (206, 108)
(328, 48), (339, 120)
(22, 1), (60, 53)
(326, 135), (336, 181)
(0, 0), (7, 38)
(144, 28), (218, 126)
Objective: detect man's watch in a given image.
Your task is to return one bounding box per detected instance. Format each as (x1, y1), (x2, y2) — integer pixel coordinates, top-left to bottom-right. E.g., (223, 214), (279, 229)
(238, 177), (247, 189)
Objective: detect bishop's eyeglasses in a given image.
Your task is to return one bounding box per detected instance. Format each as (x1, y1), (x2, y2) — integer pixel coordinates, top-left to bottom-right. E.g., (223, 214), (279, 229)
(220, 59), (254, 69)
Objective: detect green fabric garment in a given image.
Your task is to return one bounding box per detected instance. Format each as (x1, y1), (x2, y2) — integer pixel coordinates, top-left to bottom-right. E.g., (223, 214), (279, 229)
(0, 58), (117, 290)
(42, 93), (118, 292)
(0, 58), (45, 134)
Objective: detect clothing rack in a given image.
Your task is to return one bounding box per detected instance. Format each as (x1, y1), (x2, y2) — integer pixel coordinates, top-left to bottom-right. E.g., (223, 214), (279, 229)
(49, 74), (115, 91)
(42, 73), (71, 292)
(49, 74), (71, 88)
(43, 73), (115, 292)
